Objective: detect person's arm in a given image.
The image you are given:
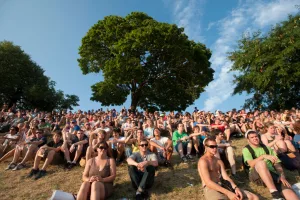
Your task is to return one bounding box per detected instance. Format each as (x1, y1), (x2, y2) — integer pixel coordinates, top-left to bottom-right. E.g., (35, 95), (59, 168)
(149, 140), (164, 151)
(72, 139), (88, 146)
(127, 156), (138, 166)
(219, 160), (242, 199)
(82, 159), (92, 182)
(261, 134), (279, 148)
(243, 148), (277, 168)
(198, 159), (237, 199)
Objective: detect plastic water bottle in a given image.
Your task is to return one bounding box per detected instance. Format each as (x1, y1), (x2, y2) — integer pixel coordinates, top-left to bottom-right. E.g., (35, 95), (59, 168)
(111, 143), (116, 150)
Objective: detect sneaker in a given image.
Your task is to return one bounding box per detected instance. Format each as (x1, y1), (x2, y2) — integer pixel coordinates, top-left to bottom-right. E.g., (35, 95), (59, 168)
(5, 163), (16, 170)
(231, 174), (244, 183)
(34, 170), (47, 180)
(186, 154), (194, 161)
(141, 190), (149, 200)
(12, 163), (26, 171)
(135, 193), (143, 200)
(181, 156), (188, 163)
(271, 191), (284, 200)
(27, 168), (39, 178)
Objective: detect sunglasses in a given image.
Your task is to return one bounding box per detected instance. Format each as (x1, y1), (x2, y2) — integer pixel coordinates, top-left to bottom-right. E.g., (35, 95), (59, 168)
(206, 145), (218, 149)
(139, 144), (148, 147)
(98, 146), (107, 150)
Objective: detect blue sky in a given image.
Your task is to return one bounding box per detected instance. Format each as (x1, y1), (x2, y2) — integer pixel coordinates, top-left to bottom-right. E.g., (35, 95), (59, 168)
(0, 0), (298, 113)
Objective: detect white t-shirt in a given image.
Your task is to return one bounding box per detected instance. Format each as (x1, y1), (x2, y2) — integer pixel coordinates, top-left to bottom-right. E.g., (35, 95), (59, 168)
(144, 127), (154, 138)
(150, 137), (169, 153)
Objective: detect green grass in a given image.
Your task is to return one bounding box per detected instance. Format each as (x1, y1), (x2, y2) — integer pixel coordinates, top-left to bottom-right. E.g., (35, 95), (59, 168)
(0, 138), (299, 200)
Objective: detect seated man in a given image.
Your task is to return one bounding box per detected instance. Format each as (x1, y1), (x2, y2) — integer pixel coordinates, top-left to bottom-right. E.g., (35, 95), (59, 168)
(198, 137), (258, 200)
(149, 127), (173, 167)
(242, 130), (299, 200)
(27, 131), (64, 180)
(0, 126), (20, 158)
(212, 129), (241, 181)
(64, 129), (89, 169)
(172, 123), (193, 163)
(10, 129), (47, 170)
(127, 139), (158, 200)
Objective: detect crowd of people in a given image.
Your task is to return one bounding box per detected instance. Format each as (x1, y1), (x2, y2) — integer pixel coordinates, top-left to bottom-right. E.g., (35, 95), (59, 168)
(0, 104), (300, 200)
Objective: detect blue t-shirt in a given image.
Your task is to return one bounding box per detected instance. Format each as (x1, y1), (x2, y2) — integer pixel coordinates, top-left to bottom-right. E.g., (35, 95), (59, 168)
(293, 135), (300, 149)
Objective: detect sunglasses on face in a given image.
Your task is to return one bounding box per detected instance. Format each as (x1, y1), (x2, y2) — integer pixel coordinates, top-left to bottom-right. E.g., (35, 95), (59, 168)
(98, 146), (107, 150)
(206, 145), (218, 149)
(139, 144), (148, 147)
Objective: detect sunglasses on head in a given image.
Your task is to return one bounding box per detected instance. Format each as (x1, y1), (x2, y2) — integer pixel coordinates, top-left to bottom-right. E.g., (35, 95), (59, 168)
(98, 146), (107, 150)
(139, 144), (148, 147)
(206, 145), (218, 149)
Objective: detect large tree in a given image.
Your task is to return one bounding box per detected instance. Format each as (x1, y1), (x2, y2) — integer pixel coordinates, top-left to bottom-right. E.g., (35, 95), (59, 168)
(229, 14), (300, 110)
(78, 12), (214, 111)
(0, 41), (79, 111)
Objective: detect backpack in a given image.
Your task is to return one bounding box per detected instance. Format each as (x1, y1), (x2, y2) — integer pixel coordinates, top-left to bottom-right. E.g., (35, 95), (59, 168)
(242, 144), (269, 177)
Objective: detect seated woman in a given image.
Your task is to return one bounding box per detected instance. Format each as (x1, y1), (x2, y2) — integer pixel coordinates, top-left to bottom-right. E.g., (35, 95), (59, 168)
(107, 128), (125, 165)
(261, 122), (300, 171)
(77, 141), (116, 200)
(188, 125), (205, 157)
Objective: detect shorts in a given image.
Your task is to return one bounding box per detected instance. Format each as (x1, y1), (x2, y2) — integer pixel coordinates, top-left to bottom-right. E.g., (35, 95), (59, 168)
(203, 184), (249, 200)
(249, 168), (289, 192)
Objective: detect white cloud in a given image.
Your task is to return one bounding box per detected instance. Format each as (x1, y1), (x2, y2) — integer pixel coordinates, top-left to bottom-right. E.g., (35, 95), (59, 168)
(203, 0), (298, 111)
(165, 0), (206, 42)
(252, 0), (299, 27)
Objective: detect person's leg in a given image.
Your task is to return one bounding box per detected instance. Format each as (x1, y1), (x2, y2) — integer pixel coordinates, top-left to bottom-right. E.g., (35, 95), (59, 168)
(90, 182), (105, 200)
(284, 140), (296, 152)
(11, 146), (22, 164)
(86, 146), (94, 160)
(73, 144), (83, 162)
(61, 143), (71, 162)
(150, 145), (158, 154)
(117, 143), (125, 160)
(282, 188), (299, 200)
(275, 140), (288, 152)
(41, 150), (56, 170)
(128, 165), (142, 189)
(77, 182), (91, 200)
(175, 143), (184, 157)
(252, 161), (277, 190)
(143, 165), (156, 190)
(20, 145), (38, 164)
(225, 146), (236, 175)
(0, 148), (15, 162)
(33, 151), (42, 170)
(166, 146), (173, 161)
(225, 129), (231, 141)
(187, 140), (193, 155)
(192, 136), (200, 153)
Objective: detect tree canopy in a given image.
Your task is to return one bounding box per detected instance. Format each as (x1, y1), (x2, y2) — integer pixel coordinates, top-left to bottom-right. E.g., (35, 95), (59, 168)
(229, 14), (300, 110)
(78, 12), (214, 111)
(0, 41), (79, 111)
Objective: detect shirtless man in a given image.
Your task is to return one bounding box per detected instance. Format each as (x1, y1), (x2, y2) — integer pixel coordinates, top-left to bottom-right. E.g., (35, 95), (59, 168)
(198, 137), (258, 200)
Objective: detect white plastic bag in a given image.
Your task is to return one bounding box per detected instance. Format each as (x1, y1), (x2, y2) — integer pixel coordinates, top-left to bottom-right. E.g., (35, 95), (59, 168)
(49, 190), (75, 200)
